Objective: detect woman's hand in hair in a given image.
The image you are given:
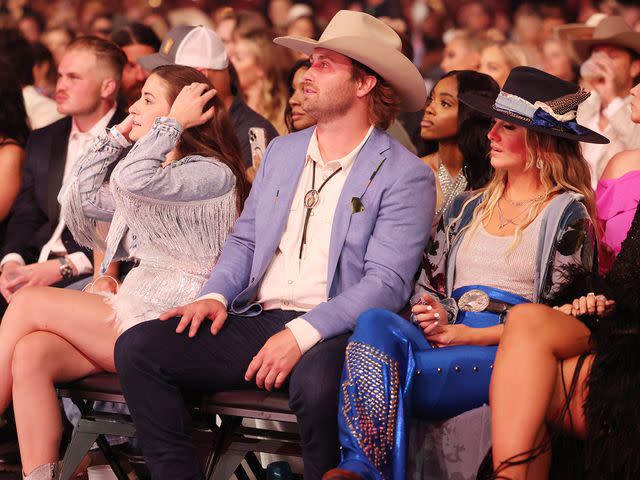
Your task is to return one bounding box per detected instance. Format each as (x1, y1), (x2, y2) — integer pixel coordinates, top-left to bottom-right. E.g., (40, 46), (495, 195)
(169, 83), (218, 130)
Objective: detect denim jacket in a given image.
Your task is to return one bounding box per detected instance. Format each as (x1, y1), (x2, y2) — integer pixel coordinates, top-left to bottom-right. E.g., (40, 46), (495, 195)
(417, 191), (597, 322)
(59, 117), (237, 274)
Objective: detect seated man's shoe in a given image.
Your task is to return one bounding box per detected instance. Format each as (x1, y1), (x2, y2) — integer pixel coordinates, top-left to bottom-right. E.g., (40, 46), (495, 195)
(322, 468), (363, 480)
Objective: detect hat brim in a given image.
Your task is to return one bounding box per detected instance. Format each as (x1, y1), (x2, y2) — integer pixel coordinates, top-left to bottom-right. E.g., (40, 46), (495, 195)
(274, 35), (427, 112)
(572, 33), (640, 62)
(458, 92), (609, 144)
(138, 53), (174, 72)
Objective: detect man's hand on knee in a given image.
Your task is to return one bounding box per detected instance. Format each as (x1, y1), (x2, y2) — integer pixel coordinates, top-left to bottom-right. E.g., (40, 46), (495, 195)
(160, 299), (228, 337)
(245, 329), (302, 391)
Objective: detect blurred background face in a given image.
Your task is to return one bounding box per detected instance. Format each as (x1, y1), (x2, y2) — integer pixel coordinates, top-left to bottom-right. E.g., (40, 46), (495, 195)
(542, 39), (575, 82)
(18, 16), (40, 43)
(55, 48), (104, 116)
(591, 44), (635, 84)
(90, 16), (113, 39)
(128, 73), (171, 141)
(456, 2), (491, 33)
(441, 37), (479, 73)
(41, 28), (73, 65)
(421, 75), (459, 141)
(121, 43), (155, 107)
(216, 17), (236, 52)
(268, 0), (293, 32)
(288, 66), (315, 131)
(479, 45), (511, 87)
(230, 38), (263, 92)
(287, 17), (315, 38)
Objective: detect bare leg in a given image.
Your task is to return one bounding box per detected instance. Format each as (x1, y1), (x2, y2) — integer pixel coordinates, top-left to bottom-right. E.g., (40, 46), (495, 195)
(490, 304), (591, 480)
(0, 286), (117, 416)
(12, 332), (105, 474)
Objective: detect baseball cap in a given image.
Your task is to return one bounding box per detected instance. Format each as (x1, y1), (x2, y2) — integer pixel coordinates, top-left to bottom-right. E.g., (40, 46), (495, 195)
(138, 25), (229, 71)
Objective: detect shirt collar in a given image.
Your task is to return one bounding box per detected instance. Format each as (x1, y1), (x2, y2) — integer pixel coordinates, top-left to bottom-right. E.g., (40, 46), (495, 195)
(306, 124), (375, 172)
(70, 104), (117, 140)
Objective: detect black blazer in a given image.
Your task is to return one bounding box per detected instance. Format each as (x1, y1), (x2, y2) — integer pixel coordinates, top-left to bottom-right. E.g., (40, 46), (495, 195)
(1, 109), (127, 264)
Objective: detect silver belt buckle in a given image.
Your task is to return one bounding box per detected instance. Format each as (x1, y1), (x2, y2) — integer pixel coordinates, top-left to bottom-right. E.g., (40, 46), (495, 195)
(458, 289), (490, 312)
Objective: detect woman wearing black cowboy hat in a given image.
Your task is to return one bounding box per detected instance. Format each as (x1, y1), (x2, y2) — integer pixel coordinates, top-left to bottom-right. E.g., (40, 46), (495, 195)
(324, 66), (608, 480)
(489, 88), (640, 480)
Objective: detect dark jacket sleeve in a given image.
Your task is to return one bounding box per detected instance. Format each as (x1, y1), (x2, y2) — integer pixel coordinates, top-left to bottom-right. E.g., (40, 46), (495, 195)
(1, 132), (49, 263)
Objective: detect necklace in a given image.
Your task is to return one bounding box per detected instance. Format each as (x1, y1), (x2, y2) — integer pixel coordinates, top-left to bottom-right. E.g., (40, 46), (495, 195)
(299, 160), (343, 258)
(496, 200), (533, 229)
(436, 154), (467, 218)
(503, 191), (546, 207)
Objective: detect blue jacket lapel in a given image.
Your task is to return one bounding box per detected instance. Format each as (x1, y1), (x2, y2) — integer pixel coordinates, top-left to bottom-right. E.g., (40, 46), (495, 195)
(326, 128), (389, 291)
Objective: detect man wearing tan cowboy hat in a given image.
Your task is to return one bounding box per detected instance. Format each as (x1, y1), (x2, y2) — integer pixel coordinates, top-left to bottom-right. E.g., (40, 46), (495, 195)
(114, 10), (436, 480)
(572, 15), (640, 187)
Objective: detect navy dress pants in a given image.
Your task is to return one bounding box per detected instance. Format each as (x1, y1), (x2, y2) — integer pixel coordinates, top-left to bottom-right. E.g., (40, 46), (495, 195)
(114, 310), (350, 480)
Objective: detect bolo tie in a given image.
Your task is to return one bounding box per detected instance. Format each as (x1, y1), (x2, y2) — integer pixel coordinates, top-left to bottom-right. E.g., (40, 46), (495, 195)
(299, 160), (343, 259)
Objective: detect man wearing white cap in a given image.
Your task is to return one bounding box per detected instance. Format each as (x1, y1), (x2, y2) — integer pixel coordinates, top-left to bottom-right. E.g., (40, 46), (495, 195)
(139, 25), (278, 169)
(115, 11), (435, 480)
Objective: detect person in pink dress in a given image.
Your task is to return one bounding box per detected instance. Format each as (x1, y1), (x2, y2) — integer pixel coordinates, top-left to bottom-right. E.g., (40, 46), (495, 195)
(595, 81), (640, 273)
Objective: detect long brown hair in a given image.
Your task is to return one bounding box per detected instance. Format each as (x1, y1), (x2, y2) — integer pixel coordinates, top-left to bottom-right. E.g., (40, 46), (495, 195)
(152, 64), (249, 213)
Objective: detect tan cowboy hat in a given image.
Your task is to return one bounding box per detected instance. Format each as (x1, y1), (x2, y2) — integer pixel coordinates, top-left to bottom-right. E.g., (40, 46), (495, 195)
(555, 13), (607, 43)
(274, 10), (426, 112)
(572, 15), (640, 62)
(555, 13), (607, 63)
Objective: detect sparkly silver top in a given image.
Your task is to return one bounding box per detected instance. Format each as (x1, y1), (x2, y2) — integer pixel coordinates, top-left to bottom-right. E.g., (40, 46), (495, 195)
(435, 158), (467, 224)
(453, 216), (544, 301)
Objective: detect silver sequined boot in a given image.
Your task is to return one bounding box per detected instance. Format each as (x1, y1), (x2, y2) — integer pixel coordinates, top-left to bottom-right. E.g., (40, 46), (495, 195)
(22, 463), (59, 480)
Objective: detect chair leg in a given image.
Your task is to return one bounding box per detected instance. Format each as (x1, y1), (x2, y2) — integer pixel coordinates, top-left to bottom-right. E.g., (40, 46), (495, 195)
(205, 416), (245, 480)
(245, 452), (266, 480)
(95, 435), (129, 480)
(59, 431), (99, 480)
(234, 462), (251, 480)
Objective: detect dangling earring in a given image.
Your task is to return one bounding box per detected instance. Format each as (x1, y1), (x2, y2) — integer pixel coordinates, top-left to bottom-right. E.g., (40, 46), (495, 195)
(536, 158), (543, 170)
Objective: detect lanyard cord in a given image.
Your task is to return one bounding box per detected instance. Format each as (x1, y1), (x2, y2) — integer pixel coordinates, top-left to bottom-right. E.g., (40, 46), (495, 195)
(299, 161), (343, 259)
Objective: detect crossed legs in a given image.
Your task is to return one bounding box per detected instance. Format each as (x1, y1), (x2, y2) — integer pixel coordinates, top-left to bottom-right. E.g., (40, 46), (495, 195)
(0, 286), (119, 474)
(489, 304), (593, 480)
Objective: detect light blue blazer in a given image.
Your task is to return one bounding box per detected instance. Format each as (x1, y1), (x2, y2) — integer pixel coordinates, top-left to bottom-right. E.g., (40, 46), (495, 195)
(200, 126), (436, 340)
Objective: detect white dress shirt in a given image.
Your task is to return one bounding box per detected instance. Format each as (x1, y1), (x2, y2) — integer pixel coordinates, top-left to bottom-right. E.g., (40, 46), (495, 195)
(577, 93), (640, 188)
(202, 125), (374, 353)
(1, 105), (117, 274)
(22, 86), (64, 130)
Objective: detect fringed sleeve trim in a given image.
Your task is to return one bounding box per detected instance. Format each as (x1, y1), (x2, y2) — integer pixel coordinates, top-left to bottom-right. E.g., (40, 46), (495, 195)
(108, 176), (237, 263)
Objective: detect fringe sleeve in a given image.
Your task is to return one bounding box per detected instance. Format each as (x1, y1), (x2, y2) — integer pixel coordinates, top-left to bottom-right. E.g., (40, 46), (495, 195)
(107, 176), (237, 265)
(59, 134), (127, 249)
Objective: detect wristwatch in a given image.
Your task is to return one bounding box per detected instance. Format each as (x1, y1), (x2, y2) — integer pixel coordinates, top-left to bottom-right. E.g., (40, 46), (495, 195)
(58, 257), (74, 280)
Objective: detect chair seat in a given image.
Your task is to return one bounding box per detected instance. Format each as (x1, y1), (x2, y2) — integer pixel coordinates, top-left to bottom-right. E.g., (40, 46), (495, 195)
(57, 373), (295, 418)
(207, 390), (292, 414)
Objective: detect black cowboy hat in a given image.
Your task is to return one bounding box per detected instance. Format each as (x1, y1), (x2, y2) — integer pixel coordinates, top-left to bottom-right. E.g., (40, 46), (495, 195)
(458, 66), (609, 144)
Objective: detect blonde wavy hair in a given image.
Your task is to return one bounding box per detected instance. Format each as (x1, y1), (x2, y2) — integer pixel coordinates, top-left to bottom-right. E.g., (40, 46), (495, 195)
(449, 128), (595, 253)
(236, 31), (293, 134)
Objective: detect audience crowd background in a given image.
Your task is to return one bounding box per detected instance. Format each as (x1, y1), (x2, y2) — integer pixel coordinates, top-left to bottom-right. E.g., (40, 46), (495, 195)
(1, 0), (640, 478)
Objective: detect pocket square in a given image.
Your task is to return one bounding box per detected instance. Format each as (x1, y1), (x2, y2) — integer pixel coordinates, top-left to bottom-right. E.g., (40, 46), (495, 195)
(351, 196), (365, 214)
